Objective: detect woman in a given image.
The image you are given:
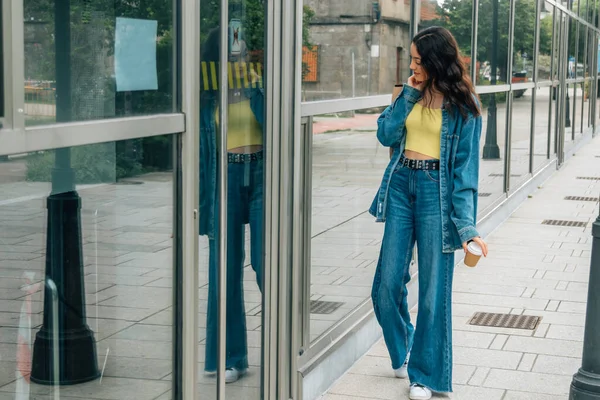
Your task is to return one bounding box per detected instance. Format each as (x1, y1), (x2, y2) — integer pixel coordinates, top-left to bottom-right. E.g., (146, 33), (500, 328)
(369, 26), (489, 400)
(200, 26), (265, 383)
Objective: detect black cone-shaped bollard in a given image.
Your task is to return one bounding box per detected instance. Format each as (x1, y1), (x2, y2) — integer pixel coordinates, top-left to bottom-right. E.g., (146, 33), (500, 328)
(30, 188), (100, 385)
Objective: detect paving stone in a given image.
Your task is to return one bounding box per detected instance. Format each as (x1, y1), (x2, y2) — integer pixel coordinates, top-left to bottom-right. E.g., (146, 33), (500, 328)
(489, 334), (509, 350)
(534, 288), (588, 302)
(467, 367), (490, 386)
(532, 354), (582, 376)
(451, 384), (504, 400)
(517, 353), (537, 372)
(483, 369), (572, 396)
(327, 372), (407, 399)
(545, 324), (585, 341)
(453, 331), (496, 349)
(504, 336), (583, 358)
(452, 292), (549, 310)
(502, 391), (566, 400)
(453, 347), (522, 369)
(557, 301), (586, 314)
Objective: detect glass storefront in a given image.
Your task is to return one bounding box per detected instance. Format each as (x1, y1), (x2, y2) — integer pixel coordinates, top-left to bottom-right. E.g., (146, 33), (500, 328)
(0, 0), (598, 399)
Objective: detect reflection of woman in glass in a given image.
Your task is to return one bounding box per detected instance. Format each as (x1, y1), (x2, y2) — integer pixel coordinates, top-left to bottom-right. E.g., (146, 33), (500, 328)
(369, 27), (488, 400)
(199, 25), (264, 383)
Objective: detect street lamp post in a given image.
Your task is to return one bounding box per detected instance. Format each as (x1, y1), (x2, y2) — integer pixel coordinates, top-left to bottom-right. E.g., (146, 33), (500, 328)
(30, 0), (99, 385)
(569, 201), (600, 400)
(483, 0), (501, 160)
(566, 87), (572, 128)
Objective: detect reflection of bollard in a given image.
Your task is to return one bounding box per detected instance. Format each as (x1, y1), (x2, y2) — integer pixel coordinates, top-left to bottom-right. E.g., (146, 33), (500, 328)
(483, 95), (501, 160)
(569, 203), (600, 399)
(566, 91), (571, 128)
(30, 187), (100, 385)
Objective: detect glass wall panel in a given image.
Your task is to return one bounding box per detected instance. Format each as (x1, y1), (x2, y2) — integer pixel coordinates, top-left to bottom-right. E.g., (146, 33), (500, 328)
(533, 87), (553, 172)
(308, 111), (386, 342)
(552, 8), (562, 82)
(476, 0), (510, 86)
(539, 2), (554, 81)
(508, 0), (536, 188)
(509, 95), (534, 189)
(578, 23), (586, 79)
(479, 93), (508, 213)
(301, 0), (416, 100)
(23, 0), (176, 126)
(198, 0), (266, 397)
(420, 1), (475, 77)
(0, 5), (4, 120)
(0, 136), (175, 399)
(512, 0), (536, 84)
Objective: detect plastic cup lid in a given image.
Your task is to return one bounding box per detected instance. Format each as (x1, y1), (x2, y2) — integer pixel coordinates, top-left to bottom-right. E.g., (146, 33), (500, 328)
(467, 241), (483, 256)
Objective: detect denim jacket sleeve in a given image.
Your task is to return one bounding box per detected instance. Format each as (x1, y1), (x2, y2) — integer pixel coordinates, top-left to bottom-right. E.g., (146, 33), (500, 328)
(450, 113), (482, 244)
(376, 85), (421, 147)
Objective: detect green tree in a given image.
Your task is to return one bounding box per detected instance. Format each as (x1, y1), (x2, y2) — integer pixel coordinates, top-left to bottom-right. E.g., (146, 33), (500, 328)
(430, 0), (553, 79)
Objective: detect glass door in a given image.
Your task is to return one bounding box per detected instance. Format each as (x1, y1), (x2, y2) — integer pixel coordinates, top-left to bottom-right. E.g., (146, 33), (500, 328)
(0, 1), (186, 400)
(197, 0), (269, 398)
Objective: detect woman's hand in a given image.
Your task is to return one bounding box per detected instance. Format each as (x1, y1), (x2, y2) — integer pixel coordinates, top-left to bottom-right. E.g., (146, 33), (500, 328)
(407, 75), (425, 91)
(462, 237), (488, 257)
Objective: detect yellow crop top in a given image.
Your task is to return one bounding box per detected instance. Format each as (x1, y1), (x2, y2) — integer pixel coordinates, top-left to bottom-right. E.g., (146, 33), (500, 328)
(216, 99), (263, 150)
(404, 103), (443, 160)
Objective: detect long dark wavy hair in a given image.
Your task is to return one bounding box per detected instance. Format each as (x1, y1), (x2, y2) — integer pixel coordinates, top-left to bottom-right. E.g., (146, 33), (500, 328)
(412, 26), (480, 119)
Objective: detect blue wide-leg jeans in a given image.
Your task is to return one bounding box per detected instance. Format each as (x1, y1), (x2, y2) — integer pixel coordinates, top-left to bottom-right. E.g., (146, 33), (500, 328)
(371, 163), (455, 393)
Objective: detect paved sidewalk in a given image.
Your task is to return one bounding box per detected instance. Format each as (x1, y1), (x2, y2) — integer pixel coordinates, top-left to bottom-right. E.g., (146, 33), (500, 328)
(320, 134), (600, 400)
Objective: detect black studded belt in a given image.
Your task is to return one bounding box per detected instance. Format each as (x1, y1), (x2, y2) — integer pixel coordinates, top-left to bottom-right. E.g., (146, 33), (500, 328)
(399, 156), (440, 170)
(228, 151), (263, 164)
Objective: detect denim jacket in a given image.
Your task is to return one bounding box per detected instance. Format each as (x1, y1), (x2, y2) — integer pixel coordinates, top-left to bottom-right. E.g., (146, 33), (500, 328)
(368, 85), (483, 253)
(199, 86), (265, 239)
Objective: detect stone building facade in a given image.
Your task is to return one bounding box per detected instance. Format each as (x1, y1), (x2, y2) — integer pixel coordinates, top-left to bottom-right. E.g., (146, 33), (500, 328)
(302, 0), (437, 101)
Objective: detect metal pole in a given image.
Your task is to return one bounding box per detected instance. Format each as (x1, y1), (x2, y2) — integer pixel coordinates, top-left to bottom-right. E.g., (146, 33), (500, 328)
(217, 0), (229, 397)
(483, 0), (501, 160)
(31, 0), (99, 385)
(569, 202), (600, 399)
(367, 52), (371, 96)
(409, 0), (420, 39)
(352, 51), (356, 97)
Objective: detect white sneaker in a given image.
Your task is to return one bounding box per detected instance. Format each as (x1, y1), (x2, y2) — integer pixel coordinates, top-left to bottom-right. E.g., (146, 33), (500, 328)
(394, 361), (408, 378)
(409, 384), (432, 400)
(225, 367), (246, 383)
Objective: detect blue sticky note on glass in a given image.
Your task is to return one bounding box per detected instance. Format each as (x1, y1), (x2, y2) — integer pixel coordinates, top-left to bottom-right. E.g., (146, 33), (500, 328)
(115, 17), (158, 92)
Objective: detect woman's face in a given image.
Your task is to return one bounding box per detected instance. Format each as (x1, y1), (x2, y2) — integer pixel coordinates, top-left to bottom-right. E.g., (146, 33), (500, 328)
(409, 43), (428, 84)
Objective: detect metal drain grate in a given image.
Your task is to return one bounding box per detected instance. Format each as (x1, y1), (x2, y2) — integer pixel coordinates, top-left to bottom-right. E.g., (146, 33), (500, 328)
(489, 173), (522, 177)
(310, 300), (344, 315)
(577, 176), (600, 180)
(542, 219), (588, 227)
(478, 193), (492, 197)
(565, 196), (599, 202)
(469, 312), (541, 330)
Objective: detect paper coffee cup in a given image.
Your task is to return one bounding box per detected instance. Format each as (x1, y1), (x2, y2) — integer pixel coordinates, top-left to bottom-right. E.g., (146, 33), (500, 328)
(464, 241), (483, 267)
